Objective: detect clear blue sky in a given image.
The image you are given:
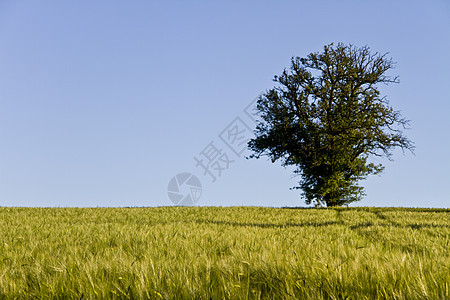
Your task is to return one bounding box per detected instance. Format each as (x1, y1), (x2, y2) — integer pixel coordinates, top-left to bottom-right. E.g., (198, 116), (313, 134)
(1, 0), (449, 208)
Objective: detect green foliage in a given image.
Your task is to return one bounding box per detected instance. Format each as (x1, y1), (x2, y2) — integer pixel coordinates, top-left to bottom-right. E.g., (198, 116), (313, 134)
(0, 207), (448, 299)
(248, 43), (414, 207)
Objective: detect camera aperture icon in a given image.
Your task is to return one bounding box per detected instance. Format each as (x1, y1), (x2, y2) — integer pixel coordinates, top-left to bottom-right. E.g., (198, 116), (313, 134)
(167, 173), (202, 206)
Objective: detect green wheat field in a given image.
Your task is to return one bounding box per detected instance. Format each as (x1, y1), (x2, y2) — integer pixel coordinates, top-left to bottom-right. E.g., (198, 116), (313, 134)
(0, 206), (448, 299)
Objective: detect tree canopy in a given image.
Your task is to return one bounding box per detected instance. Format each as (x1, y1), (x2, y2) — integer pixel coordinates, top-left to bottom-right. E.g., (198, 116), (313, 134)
(248, 43), (414, 207)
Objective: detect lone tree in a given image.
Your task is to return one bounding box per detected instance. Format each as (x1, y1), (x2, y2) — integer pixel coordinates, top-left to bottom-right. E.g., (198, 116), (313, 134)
(248, 43), (414, 207)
